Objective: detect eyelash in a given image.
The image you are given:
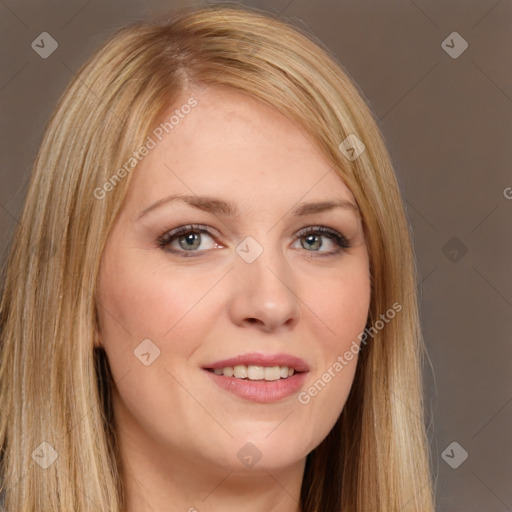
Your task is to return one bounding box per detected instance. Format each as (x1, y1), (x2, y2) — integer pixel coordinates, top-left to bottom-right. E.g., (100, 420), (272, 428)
(156, 223), (352, 258)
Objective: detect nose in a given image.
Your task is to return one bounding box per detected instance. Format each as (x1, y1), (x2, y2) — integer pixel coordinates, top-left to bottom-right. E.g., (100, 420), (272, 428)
(228, 244), (301, 332)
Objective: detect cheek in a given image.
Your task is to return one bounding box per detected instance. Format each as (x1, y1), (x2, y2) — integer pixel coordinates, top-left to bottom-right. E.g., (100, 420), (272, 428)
(295, 262), (370, 446)
(97, 246), (220, 344)
(308, 260), (371, 350)
(96, 248), (227, 442)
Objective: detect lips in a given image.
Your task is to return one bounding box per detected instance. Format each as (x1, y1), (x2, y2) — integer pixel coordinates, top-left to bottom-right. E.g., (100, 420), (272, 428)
(203, 352), (310, 373)
(202, 352), (310, 403)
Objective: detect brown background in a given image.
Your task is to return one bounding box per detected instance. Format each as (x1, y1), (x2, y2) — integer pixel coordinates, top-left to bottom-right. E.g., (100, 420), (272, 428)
(1, 1), (511, 510)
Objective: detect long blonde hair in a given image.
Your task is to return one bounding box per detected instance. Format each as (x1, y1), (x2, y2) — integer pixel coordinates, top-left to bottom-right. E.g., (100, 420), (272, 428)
(0, 4), (434, 511)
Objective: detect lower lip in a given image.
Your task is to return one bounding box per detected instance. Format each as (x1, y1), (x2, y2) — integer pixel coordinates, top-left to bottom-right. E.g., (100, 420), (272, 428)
(204, 369), (308, 403)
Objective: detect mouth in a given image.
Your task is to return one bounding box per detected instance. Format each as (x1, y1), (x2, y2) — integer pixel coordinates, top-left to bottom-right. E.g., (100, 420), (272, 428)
(202, 353), (309, 403)
(205, 365), (302, 381)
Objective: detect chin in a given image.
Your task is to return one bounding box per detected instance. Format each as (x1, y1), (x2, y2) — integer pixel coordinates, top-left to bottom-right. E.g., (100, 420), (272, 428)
(199, 431), (313, 473)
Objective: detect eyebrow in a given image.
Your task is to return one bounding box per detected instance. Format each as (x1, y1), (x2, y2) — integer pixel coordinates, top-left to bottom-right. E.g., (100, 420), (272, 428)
(137, 194), (359, 219)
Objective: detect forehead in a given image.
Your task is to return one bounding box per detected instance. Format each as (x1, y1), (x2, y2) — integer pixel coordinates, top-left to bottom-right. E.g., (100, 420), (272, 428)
(126, 86), (356, 211)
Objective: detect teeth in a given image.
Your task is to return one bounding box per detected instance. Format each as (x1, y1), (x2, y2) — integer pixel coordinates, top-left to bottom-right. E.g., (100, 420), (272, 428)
(248, 365), (264, 380)
(211, 365), (296, 381)
(223, 366), (234, 377)
(264, 366), (281, 381)
(233, 365), (248, 379)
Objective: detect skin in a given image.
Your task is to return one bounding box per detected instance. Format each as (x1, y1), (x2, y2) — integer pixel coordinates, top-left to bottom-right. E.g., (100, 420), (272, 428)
(96, 84), (371, 512)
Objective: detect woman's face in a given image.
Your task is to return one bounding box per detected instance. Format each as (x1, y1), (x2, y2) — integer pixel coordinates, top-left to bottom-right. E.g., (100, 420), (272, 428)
(96, 85), (371, 475)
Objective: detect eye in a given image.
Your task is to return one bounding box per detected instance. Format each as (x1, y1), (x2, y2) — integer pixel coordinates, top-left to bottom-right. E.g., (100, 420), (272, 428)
(293, 226), (352, 256)
(157, 224), (352, 258)
(157, 224), (220, 257)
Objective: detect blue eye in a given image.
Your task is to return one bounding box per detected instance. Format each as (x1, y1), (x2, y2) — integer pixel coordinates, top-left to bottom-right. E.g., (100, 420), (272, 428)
(157, 224), (351, 258)
(157, 224), (217, 257)
(294, 226), (352, 256)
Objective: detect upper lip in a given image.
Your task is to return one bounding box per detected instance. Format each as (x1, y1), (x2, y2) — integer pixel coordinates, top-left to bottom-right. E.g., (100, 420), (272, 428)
(203, 352), (310, 373)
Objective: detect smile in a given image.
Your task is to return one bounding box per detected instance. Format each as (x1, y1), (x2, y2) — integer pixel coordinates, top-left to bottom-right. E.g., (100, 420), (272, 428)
(206, 365), (296, 381)
(202, 353), (310, 403)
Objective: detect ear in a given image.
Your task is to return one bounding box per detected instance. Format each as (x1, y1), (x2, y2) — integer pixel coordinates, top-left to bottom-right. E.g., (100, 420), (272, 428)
(93, 328), (103, 349)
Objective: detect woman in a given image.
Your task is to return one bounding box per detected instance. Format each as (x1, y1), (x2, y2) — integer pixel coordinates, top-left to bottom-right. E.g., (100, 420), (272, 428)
(0, 4), (434, 511)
